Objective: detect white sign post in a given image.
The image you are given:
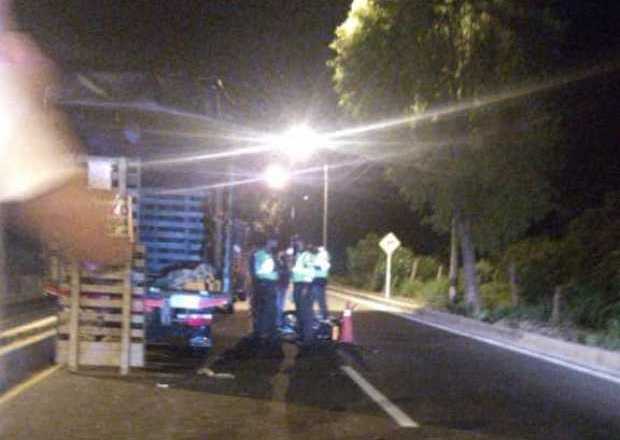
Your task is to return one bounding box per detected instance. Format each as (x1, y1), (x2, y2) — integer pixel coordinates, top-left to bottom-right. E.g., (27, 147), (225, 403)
(379, 232), (401, 299)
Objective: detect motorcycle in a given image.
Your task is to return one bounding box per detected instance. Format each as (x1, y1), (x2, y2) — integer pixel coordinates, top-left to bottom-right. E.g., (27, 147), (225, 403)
(280, 310), (336, 343)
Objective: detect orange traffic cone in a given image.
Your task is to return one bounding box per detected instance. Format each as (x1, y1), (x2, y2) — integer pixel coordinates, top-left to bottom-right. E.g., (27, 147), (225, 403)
(338, 301), (355, 344)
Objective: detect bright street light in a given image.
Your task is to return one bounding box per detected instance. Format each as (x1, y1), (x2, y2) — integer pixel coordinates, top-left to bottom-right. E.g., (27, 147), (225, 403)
(271, 124), (328, 162)
(263, 163), (290, 190)
(265, 124), (331, 247)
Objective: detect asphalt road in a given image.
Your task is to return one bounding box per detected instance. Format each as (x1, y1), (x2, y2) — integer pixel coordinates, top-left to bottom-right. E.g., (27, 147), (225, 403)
(1, 292), (620, 439)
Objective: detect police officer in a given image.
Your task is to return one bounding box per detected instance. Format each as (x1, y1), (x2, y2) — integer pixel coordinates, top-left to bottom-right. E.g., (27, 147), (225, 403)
(251, 234), (279, 344)
(275, 246), (293, 330)
(311, 245), (331, 321)
(291, 239), (316, 347)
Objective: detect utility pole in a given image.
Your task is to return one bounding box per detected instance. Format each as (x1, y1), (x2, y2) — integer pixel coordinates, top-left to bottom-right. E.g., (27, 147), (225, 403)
(222, 161), (233, 295)
(448, 216), (458, 303)
(322, 164), (329, 248)
(212, 78), (234, 296)
(213, 83), (224, 271)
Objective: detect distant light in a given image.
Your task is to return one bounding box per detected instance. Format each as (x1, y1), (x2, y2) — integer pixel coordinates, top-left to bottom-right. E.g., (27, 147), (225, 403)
(263, 164), (290, 190)
(303, 195), (309, 201)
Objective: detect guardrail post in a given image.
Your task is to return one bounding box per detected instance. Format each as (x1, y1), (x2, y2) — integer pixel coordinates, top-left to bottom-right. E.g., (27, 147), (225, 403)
(68, 260), (81, 371)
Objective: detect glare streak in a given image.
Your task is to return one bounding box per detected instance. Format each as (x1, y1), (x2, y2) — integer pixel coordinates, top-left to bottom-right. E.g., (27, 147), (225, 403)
(326, 65), (616, 140)
(141, 127), (261, 143)
(142, 144), (273, 167)
(159, 159), (364, 195)
(58, 64), (616, 166)
(58, 99), (263, 136)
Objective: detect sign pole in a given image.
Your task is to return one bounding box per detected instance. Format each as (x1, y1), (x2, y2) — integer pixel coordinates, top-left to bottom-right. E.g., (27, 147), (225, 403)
(379, 232), (401, 300)
(385, 252), (392, 299)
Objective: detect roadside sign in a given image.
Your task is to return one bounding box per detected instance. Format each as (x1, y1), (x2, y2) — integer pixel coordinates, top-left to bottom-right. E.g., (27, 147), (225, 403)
(380, 232), (401, 255)
(379, 232), (401, 300)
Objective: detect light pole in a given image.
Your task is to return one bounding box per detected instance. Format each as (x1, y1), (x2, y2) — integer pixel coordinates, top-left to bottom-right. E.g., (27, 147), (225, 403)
(322, 164), (328, 248)
(212, 81), (224, 271)
(221, 161), (234, 295)
(268, 124), (329, 247)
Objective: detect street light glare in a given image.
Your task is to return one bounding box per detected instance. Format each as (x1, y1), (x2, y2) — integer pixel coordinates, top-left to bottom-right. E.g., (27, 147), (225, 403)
(273, 124), (327, 163)
(263, 164), (290, 190)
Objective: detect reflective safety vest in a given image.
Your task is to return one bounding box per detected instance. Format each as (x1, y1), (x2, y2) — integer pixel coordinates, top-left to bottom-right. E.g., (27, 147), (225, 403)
(291, 251), (315, 283)
(314, 247), (331, 279)
(253, 249), (278, 281)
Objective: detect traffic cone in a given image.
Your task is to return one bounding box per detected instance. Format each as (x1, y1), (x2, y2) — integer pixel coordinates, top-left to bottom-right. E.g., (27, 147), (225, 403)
(338, 301), (355, 344)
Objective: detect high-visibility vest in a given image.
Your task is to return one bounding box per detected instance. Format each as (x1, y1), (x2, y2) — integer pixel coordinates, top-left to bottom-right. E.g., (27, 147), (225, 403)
(291, 251), (315, 283)
(314, 248), (331, 279)
(253, 249), (278, 281)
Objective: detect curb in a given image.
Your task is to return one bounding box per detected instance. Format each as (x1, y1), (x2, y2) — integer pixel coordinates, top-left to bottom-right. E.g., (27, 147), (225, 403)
(329, 285), (620, 384)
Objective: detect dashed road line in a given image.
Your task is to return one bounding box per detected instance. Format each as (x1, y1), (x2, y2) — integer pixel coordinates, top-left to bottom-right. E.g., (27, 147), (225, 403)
(340, 365), (419, 428)
(330, 289), (620, 387)
(399, 312), (620, 387)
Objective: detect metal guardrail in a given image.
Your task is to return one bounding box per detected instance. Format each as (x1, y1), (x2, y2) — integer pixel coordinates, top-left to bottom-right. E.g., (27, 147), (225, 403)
(0, 314), (58, 395)
(0, 316), (58, 358)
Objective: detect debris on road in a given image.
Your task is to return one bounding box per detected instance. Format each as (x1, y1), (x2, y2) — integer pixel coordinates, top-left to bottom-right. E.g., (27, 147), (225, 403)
(156, 383), (170, 389)
(197, 367), (235, 380)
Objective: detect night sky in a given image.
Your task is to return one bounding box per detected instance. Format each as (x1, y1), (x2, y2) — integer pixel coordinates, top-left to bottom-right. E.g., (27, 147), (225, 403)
(12, 0), (620, 268)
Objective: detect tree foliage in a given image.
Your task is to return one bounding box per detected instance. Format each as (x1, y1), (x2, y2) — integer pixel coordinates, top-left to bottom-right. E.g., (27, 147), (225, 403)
(346, 232), (382, 288)
(330, 0), (563, 251)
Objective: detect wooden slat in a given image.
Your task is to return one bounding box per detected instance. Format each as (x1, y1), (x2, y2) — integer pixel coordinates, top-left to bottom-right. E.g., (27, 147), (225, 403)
(80, 270), (124, 281)
(59, 310), (144, 325)
(128, 195), (135, 245)
(120, 264), (132, 375)
(81, 283), (124, 294)
(56, 341), (144, 367)
(58, 284), (145, 295)
(133, 259), (145, 268)
(59, 297), (144, 312)
(58, 325), (144, 338)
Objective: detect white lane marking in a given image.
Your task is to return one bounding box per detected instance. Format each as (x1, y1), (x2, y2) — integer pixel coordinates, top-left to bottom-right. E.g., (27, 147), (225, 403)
(0, 329), (57, 357)
(0, 364), (62, 406)
(329, 290), (620, 387)
(329, 290), (411, 314)
(333, 285), (421, 310)
(341, 365), (419, 428)
(0, 316), (58, 339)
(399, 313), (620, 386)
